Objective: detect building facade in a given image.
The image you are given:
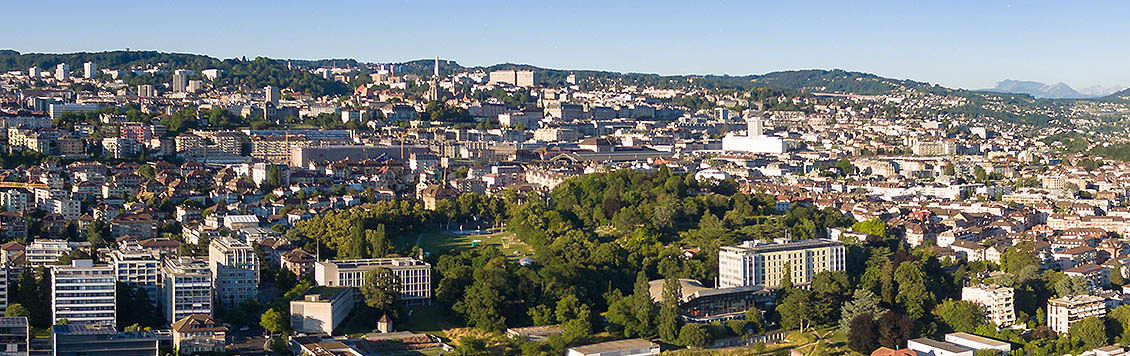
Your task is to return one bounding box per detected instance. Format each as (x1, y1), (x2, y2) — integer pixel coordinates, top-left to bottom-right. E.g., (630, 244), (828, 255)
(1048, 295), (1106, 334)
(961, 285), (1015, 327)
(51, 260), (116, 327)
(161, 257), (213, 323)
(0, 317), (27, 356)
(51, 324), (158, 356)
(289, 287), (354, 334)
(314, 258), (431, 304)
(110, 244), (161, 305)
(207, 236), (259, 308)
(718, 239), (846, 288)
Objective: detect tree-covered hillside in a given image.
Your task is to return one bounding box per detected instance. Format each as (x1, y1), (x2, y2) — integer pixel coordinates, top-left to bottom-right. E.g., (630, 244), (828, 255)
(0, 50), (350, 97)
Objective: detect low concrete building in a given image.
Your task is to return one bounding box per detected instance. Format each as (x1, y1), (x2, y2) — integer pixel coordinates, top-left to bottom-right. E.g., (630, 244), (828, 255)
(51, 324), (159, 356)
(0, 317), (27, 356)
(566, 338), (659, 356)
(907, 338), (973, 356)
(290, 287), (354, 334)
(943, 332), (1010, 353)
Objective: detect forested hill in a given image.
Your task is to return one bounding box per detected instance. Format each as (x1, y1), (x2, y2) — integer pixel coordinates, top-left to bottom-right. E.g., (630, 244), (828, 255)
(0, 50), (350, 97)
(0, 50), (1087, 126)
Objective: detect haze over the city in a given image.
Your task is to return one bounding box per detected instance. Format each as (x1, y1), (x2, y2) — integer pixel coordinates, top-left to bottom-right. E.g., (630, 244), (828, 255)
(3, 0), (1129, 90)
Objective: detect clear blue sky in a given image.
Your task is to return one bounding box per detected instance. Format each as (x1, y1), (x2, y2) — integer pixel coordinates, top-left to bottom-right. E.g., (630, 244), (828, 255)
(3, 0), (1128, 90)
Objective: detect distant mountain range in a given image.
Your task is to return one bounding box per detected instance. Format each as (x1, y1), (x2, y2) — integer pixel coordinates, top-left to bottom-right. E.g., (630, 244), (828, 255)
(982, 79), (1125, 99)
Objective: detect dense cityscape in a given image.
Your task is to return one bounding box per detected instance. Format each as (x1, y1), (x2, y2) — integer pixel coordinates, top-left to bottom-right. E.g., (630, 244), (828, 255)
(4, 7), (1130, 356)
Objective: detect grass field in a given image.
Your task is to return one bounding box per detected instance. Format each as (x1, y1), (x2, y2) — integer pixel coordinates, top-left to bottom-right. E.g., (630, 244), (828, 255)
(339, 304), (460, 339)
(396, 230), (534, 260)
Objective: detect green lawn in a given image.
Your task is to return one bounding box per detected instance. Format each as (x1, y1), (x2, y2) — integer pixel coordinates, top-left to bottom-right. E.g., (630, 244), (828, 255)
(339, 304), (459, 339)
(398, 305), (460, 338)
(397, 230), (533, 260)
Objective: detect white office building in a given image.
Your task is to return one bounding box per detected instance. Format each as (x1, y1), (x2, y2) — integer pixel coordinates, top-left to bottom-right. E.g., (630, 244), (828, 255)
(907, 338), (973, 356)
(718, 239), (846, 288)
(54, 63), (69, 81)
(160, 257), (213, 323)
(315, 258), (431, 304)
(82, 62), (97, 79)
(26, 240), (89, 267)
(208, 236), (258, 307)
(51, 260), (116, 327)
(109, 243), (161, 305)
(721, 117), (786, 154)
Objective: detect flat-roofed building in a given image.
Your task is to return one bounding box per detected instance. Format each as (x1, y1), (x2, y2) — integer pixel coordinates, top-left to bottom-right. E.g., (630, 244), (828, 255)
(161, 257), (213, 323)
(51, 324), (158, 356)
(314, 258), (431, 304)
(566, 338), (659, 356)
(27, 239), (89, 267)
(1048, 294), (1106, 334)
(0, 317), (27, 356)
(718, 239), (846, 288)
(289, 287), (354, 334)
(109, 243), (161, 305)
(647, 279), (772, 322)
(907, 338), (973, 356)
(944, 332), (1011, 353)
(208, 236), (258, 308)
(961, 285), (1015, 327)
(51, 260), (116, 327)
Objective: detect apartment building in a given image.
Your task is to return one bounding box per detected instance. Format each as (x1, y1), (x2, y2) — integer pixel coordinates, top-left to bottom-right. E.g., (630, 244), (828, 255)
(27, 239), (90, 267)
(208, 236), (258, 307)
(160, 257), (213, 325)
(718, 239), (846, 288)
(1048, 295), (1106, 334)
(51, 260), (116, 327)
(961, 285), (1015, 327)
(109, 244), (161, 305)
(314, 258), (431, 304)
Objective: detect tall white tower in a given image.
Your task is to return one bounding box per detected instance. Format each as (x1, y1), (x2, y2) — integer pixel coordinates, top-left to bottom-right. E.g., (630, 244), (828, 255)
(433, 56), (440, 78)
(748, 117), (764, 137)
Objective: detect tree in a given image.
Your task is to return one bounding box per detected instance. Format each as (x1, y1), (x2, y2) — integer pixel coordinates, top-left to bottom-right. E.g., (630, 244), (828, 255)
(973, 166), (988, 183)
(877, 311), (913, 349)
(260, 308), (288, 335)
(1111, 260), (1127, 287)
(658, 277), (682, 343)
(1055, 275), (1090, 297)
(745, 307), (764, 334)
(561, 305), (592, 343)
(776, 289), (829, 331)
(678, 323), (710, 348)
(839, 289), (886, 332)
(932, 299), (986, 333)
(851, 219), (888, 238)
(848, 313), (878, 354)
(893, 260), (934, 319)
(604, 272), (658, 338)
(361, 268), (403, 315)
(1069, 316), (1107, 350)
(3, 304), (28, 318)
(812, 271), (851, 310)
